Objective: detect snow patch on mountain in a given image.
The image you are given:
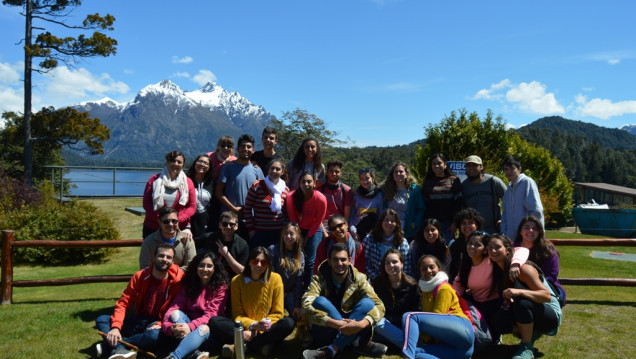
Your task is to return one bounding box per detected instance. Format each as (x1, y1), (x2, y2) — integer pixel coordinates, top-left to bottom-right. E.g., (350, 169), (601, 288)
(620, 124), (636, 135)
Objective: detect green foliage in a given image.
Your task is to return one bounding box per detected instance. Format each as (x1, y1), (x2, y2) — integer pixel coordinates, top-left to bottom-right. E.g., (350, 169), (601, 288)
(268, 108), (343, 161)
(1, 199), (119, 265)
(0, 108), (110, 182)
(415, 108), (573, 227)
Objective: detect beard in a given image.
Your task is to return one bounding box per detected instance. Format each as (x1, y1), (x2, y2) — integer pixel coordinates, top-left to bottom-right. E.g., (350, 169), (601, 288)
(154, 260), (170, 272)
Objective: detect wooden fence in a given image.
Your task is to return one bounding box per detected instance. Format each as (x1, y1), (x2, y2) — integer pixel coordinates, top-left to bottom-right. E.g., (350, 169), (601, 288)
(2, 230), (636, 305)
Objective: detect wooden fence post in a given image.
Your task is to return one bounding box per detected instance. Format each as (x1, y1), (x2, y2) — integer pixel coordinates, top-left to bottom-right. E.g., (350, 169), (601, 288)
(1, 230), (14, 305)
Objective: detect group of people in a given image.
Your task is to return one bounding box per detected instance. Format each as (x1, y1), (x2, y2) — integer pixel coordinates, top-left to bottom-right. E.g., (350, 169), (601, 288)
(95, 128), (564, 359)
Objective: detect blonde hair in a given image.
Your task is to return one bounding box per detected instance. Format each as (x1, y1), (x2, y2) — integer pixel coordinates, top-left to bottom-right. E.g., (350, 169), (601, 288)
(279, 223), (304, 275)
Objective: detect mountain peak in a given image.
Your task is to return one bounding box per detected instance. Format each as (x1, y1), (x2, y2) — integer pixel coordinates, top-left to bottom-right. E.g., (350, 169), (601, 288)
(200, 81), (221, 92)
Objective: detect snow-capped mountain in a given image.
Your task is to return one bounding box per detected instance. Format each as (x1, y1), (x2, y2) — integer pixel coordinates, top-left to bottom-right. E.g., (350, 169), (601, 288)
(70, 80), (274, 163)
(620, 124), (636, 136)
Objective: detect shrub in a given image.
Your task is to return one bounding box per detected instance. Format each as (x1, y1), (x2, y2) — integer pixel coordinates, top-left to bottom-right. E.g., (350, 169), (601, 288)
(1, 199), (119, 265)
(0, 170), (45, 213)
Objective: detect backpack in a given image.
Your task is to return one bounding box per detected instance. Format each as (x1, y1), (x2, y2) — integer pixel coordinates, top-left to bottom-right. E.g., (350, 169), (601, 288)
(433, 281), (493, 354)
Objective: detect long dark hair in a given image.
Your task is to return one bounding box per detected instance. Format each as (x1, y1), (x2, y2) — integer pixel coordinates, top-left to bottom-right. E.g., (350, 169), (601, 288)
(514, 215), (557, 266)
(379, 248), (416, 303)
(488, 234), (515, 292)
(425, 153), (454, 180)
(458, 231), (495, 297)
(186, 154), (214, 184)
(292, 171), (315, 217)
(413, 218), (447, 264)
(183, 251), (229, 300)
(243, 246), (272, 283)
(291, 137), (322, 173)
(371, 209), (405, 246)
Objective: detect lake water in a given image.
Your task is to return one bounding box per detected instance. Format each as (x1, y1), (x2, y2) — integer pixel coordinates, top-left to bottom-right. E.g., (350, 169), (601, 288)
(65, 168), (160, 196)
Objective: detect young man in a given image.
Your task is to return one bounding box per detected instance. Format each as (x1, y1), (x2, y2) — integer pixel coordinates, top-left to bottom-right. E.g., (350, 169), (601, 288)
(313, 214), (365, 274)
(461, 155), (507, 233)
(195, 211), (249, 277)
(320, 160), (352, 236)
(96, 243), (184, 359)
(251, 127), (282, 174)
(501, 154), (544, 239)
(139, 207), (196, 271)
(215, 134), (265, 239)
(302, 243), (387, 359)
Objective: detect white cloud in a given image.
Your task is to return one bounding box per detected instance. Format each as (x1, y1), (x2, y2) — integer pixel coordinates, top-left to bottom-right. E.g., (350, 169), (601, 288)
(192, 70), (217, 86)
(474, 79), (564, 114)
(0, 61), (21, 84)
(172, 72), (190, 78)
(608, 58), (620, 65)
(574, 94), (636, 119)
(0, 85), (23, 113)
(43, 67), (129, 102)
(172, 56), (193, 64)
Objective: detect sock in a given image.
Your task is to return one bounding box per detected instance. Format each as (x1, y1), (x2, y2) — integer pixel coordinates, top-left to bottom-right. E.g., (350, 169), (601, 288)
(327, 345), (337, 357)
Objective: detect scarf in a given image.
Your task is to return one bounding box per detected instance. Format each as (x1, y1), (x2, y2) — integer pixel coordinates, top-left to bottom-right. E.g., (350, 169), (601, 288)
(357, 185), (380, 199)
(152, 166), (189, 211)
(264, 176), (286, 213)
(418, 271), (449, 293)
(324, 181), (341, 190)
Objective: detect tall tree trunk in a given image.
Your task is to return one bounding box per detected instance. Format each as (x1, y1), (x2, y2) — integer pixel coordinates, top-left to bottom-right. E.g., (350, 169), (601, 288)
(23, 0), (33, 186)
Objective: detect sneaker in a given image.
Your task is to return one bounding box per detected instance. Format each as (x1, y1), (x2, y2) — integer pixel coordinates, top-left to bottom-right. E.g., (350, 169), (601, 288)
(260, 343), (274, 357)
(185, 350), (209, 359)
(95, 343), (103, 357)
(352, 340), (387, 358)
(303, 346), (335, 359)
(108, 347), (137, 359)
(162, 355), (177, 359)
(512, 342), (534, 359)
(221, 344), (234, 359)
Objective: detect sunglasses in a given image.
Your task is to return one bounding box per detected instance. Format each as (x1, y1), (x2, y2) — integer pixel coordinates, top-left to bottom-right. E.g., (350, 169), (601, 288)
(471, 230), (492, 240)
(251, 259), (267, 266)
(329, 222), (347, 231)
(161, 219), (179, 225)
(358, 168), (372, 174)
(221, 221), (237, 228)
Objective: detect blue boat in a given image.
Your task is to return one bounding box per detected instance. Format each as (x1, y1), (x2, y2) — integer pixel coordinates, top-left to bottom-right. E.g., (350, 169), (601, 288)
(572, 206), (636, 238)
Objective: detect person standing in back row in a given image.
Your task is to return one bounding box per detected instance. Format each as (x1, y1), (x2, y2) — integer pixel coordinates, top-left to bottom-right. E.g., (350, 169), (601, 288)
(461, 155), (507, 234)
(251, 127), (282, 174)
(500, 155), (544, 240)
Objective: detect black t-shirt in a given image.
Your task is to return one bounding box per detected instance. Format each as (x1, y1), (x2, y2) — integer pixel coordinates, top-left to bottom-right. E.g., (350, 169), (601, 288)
(251, 150), (283, 175)
(196, 232), (249, 277)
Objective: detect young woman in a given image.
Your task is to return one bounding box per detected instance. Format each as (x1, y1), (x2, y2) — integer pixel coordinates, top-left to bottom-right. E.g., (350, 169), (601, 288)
(362, 209), (412, 281)
(410, 218), (451, 276)
(421, 153), (462, 242)
(371, 249), (419, 349)
(142, 150), (196, 240)
(287, 137), (325, 191)
(448, 207), (484, 283)
(186, 155), (215, 240)
(206, 135), (237, 181)
(243, 158), (289, 249)
(487, 234), (562, 359)
(401, 255), (474, 359)
(208, 247), (295, 357)
(267, 223), (305, 320)
(162, 252), (229, 359)
(286, 172), (327, 288)
(513, 216), (566, 304)
(381, 162), (425, 240)
(453, 231), (528, 339)
(350, 168), (384, 241)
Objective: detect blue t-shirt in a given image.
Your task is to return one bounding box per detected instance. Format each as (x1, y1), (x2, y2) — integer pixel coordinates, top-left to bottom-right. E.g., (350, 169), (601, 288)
(218, 161), (264, 211)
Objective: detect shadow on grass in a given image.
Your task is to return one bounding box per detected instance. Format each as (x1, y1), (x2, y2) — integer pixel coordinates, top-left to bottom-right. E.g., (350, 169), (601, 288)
(73, 305), (115, 323)
(11, 296), (120, 305)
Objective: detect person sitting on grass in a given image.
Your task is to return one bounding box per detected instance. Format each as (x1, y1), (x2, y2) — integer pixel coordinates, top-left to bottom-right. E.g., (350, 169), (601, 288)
(302, 243), (387, 359)
(95, 243), (185, 359)
(161, 252), (229, 359)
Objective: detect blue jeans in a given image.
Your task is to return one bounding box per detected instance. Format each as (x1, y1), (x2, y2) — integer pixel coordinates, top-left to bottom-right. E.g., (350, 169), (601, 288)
(374, 317), (405, 349)
(302, 229), (323, 289)
(95, 314), (160, 352)
(309, 296), (375, 350)
(167, 310), (210, 359)
(402, 312), (474, 359)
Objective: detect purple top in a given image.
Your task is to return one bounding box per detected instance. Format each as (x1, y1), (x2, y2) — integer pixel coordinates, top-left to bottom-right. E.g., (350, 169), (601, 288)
(513, 241), (566, 302)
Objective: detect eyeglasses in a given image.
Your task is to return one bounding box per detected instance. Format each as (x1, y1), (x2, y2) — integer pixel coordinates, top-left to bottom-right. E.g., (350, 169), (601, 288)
(251, 259), (267, 266)
(221, 221), (237, 228)
(195, 160), (210, 166)
(329, 222), (347, 231)
(161, 219), (179, 225)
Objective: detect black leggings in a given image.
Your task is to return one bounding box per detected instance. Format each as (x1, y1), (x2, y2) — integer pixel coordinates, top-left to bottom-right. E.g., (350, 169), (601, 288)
(490, 297), (559, 336)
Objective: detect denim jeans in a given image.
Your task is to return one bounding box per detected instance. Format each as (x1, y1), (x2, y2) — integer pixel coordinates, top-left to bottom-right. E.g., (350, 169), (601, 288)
(401, 312), (474, 359)
(302, 229), (323, 289)
(309, 296), (375, 350)
(95, 314), (160, 353)
(167, 310), (210, 359)
(374, 317), (405, 349)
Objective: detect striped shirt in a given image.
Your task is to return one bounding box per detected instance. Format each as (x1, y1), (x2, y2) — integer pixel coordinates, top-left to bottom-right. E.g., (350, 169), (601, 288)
(244, 180), (289, 231)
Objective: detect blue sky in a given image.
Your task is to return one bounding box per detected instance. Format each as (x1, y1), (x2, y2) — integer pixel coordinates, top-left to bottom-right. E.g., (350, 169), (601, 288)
(1, 0), (635, 147)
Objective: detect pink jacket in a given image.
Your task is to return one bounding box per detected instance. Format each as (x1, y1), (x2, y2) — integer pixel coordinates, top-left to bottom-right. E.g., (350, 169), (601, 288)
(143, 173), (197, 231)
(162, 284), (229, 335)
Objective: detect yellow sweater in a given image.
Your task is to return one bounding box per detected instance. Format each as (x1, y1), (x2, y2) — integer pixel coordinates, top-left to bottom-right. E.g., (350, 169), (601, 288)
(421, 282), (469, 320)
(231, 272), (285, 330)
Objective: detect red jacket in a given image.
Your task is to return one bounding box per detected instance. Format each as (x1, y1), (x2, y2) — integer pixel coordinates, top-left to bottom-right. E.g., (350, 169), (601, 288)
(143, 173), (196, 231)
(110, 264), (184, 330)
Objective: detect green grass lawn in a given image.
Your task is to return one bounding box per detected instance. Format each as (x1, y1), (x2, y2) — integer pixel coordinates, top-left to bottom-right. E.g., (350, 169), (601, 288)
(1, 199), (635, 358)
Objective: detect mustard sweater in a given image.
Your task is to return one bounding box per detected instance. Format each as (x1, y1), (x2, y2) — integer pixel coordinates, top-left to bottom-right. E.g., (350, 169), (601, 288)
(231, 272), (285, 330)
(421, 282), (469, 320)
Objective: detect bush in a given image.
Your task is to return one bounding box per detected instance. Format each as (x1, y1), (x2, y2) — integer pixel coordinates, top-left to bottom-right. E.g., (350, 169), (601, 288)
(0, 170), (45, 213)
(1, 199), (119, 265)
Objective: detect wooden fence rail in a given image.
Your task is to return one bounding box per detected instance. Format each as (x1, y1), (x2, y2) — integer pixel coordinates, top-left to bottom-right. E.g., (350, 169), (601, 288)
(2, 230), (635, 305)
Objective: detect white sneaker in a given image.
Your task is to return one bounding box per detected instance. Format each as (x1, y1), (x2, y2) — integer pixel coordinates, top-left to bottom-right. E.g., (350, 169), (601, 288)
(108, 347), (137, 359)
(95, 343), (103, 357)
